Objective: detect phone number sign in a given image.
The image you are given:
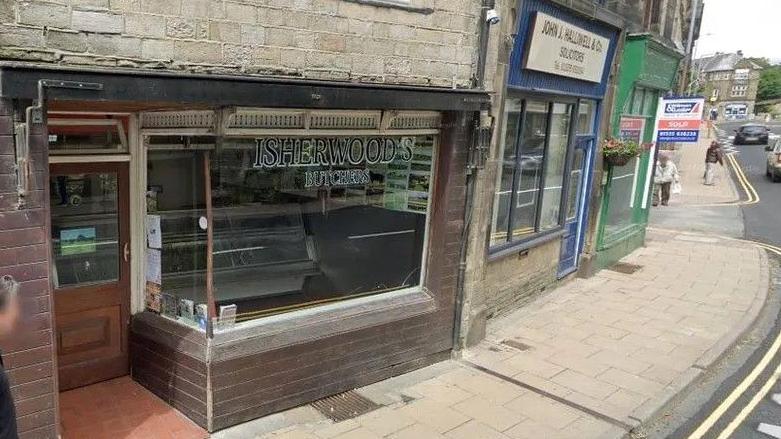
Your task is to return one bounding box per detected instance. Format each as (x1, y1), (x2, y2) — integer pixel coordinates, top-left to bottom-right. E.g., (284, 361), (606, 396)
(657, 129), (699, 142)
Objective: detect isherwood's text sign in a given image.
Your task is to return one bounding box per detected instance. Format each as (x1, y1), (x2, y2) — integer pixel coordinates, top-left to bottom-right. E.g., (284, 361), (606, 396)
(523, 12), (610, 83)
(253, 136), (416, 189)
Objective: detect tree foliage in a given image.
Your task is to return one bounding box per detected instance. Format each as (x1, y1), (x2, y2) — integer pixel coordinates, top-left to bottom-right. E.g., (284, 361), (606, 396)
(757, 66), (781, 102)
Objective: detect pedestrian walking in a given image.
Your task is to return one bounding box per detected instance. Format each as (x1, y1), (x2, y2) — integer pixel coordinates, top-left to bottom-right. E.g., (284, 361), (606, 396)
(0, 276), (20, 439)
(704, 140), (724, 186)
(653, 152), (679, 206)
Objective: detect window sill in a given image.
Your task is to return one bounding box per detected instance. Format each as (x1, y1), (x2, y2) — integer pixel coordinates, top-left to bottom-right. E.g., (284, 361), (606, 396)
(132, 310), (208, 361)
(209, 287), (438, 362)
(488, 229), (566, 262)
(341, 0), (434, 14)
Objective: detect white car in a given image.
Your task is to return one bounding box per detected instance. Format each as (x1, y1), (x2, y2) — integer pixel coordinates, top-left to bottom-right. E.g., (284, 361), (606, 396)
(766, 138), (781, 182)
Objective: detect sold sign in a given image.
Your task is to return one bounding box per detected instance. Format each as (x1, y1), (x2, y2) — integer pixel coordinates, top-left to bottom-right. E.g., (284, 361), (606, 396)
(658, 119), (700, 130)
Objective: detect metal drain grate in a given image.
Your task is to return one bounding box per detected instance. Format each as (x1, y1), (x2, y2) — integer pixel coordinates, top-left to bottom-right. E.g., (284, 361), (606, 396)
(502, 339), (532, 351)
(311, 390), (382, 422)
(608, 262), (643, 274)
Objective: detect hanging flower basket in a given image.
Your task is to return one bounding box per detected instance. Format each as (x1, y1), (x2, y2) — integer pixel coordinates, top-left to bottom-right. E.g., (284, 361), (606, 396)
(602, 138), (640, 167)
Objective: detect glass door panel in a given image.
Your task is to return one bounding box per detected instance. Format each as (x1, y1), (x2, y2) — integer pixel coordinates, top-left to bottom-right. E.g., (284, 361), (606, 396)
(50, 172), (120, 288)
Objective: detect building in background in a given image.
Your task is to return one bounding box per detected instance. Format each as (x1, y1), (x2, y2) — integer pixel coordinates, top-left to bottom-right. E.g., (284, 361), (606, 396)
(695, 51), (763, 120)
(0, 0), (489, 435)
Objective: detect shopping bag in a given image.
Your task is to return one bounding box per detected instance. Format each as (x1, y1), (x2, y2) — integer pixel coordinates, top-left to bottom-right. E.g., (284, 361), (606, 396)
(672, 181), (682, 195)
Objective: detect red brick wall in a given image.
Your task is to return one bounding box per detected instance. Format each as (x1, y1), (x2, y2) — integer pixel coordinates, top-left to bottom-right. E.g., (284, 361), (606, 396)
(0, 99), (58, 439)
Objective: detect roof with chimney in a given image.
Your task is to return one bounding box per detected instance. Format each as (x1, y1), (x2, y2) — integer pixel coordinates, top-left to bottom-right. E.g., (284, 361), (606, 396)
(694, 51), (763, 73)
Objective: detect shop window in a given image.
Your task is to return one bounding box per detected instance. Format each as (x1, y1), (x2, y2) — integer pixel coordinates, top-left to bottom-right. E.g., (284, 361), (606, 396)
(630, 88), (645, 115)
(490, 97), (576, 250)
(145, 134), (435, 326)
(48, 116), (128, 154)
(602, 115), (646, 239)
(603, 158), (638, 236)
(711, 88), (720, 100)
(642, 89), (659, 115)
(566, 149), (586, 220)
(576, 101), (596, 135)
(731, 85), (747, 97)
(539, 103), (573, 230)
(146, 150), (208, 321)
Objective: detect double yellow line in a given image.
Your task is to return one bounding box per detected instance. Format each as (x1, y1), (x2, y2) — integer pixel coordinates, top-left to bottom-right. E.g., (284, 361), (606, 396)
(688, 240), (781, 438)
(726, 152), (760, 205)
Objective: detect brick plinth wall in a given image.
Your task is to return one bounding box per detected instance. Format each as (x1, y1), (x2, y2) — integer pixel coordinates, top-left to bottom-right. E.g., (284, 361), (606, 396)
(0, 99), (57, 439)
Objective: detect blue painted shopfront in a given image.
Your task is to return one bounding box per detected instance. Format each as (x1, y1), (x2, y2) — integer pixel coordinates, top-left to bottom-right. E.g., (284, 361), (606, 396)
(503, 0), (620, 277)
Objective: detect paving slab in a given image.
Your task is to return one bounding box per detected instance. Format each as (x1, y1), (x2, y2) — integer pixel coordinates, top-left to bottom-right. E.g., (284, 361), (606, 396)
(217, 231), (768, 439)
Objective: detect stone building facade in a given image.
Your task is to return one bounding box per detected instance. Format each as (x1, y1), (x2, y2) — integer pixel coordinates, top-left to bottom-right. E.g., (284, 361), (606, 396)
(0, 0), (492, 436)
(457, 0), (697, 346)
(696, 52), (762, 120)
(1, 0), (478, 87)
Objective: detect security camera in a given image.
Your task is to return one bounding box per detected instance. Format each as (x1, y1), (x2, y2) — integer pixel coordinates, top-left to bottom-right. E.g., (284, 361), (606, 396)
(485, 9), (501, 25)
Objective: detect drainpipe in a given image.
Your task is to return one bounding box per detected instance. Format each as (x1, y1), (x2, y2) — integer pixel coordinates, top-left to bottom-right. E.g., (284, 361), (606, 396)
(453, 0), (498, 350)
(474, 0), (497, 89)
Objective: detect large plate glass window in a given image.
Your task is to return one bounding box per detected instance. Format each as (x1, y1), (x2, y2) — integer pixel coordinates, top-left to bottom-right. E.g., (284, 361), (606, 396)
(146, 146), (208, 324)
(145, 133), (436, 326)
(490, 97), (576, 250)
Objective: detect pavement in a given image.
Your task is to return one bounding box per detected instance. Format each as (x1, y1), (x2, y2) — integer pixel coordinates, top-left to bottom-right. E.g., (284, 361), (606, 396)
(216, 231), (770, 438)
(650, 126), (745, 238)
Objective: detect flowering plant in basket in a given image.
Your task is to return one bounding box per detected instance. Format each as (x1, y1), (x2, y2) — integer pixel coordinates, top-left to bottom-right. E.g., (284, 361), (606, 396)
(602, 137), (640, 167)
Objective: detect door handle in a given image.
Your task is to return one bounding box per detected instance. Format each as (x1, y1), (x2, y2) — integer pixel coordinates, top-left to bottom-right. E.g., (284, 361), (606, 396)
(123, 242), (130, 262)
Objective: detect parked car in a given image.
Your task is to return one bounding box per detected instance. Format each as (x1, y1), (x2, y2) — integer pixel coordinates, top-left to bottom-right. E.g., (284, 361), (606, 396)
(734, 124), (769, 145)
(766, 138), (781, 182)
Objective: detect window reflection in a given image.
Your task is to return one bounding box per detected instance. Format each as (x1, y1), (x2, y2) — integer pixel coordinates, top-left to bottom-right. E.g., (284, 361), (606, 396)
(511, 100), (548, 239)
(50, 172), (119, 288)
(490, 97), (576, 248)
(145, 135), (436, 324)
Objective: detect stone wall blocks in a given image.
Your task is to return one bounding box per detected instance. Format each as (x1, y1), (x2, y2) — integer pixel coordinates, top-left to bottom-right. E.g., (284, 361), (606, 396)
(71, 0), (112, 11)
(222, 43), (252, 66)
(347, 18), (372, 35)
(141, 38), (174, 60)
(306, 14), (347, 33)
(250, 44), (281, 64)
(181, 0), (210, 18)
(140, 0), (181, 15)
(166, 17), (197, 39)
(173, 39), (222, 64)
(314, 33), (345, 52)
(71, 9), (124, 34)
(44, 28), (87, 52)
(208, 20), (241, 43)
(124, 13), (166, 38)
(18, 2), (70, 28)
(224, 1), (256, 23)
(240, 23), (265, 45)
(85, 34), (142, 57)
(109, 0), (141, 13)
(0, 24), (46, 48)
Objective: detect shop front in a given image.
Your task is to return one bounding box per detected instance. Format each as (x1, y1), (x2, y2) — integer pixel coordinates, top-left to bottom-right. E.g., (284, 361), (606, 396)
(487, 0), (620, 278)
(593, 35), (682, 270)
(0, 64), (487, 433)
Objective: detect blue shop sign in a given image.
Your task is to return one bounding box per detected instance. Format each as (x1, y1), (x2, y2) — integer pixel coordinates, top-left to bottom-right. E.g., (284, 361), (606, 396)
(508, 0), (620, 99)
